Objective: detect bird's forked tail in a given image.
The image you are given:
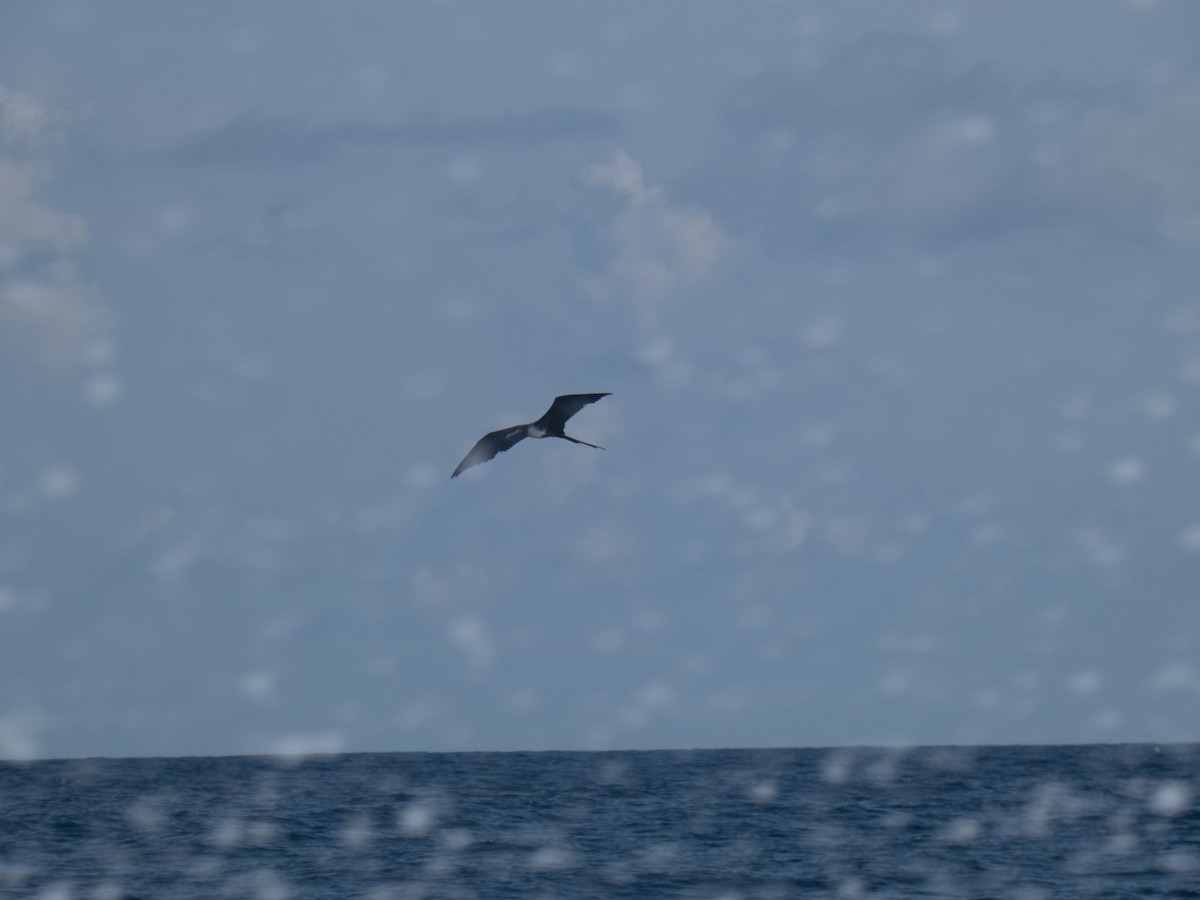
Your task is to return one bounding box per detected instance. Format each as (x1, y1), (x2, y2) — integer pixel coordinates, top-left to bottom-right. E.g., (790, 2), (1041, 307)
(560, 435), (604, 450)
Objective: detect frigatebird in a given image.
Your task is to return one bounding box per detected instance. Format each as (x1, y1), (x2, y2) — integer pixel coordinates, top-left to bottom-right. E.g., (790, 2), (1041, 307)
(452, 393), (610, 478)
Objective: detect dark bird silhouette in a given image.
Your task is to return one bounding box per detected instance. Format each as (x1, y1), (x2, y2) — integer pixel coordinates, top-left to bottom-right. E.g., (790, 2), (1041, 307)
(452, 393), (610, 478)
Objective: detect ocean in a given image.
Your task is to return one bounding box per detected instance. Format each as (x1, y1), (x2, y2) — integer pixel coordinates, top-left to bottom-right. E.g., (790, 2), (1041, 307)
(1, 743), (1196, 898)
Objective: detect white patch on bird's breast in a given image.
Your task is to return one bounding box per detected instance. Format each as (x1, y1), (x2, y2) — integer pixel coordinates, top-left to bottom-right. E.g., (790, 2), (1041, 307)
(528, 425), (547, 438)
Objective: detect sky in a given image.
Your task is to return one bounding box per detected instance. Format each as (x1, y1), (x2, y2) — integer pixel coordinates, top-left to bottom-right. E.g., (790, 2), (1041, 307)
(2, 0), (1199, 760)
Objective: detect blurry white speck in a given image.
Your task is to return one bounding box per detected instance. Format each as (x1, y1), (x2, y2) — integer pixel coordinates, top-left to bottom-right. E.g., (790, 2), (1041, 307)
(969, 521), (1006, 546)
(155, 204), (193, 235)
(743, 506), (776, 532)
(1090, 708), (1122, 731)
(245, 870), (290, 900)
(638, 681), (673, 709)
(364, 655), (394, 677)
(404, 465), (438, 489)
(0, 88), (49, 138)
(449, 616), (495, 673)
(82, 338), (116, 366)
(126, 795), (169, 834)
(0, 711), (47, 759)
(405, 370), (441, 400)
(800, 314), (843, 349)
(954, 115), (995, 144)
(939, 817), (982, 844)
(269, 732), (345, 759)
(1149, 781), (1191, 817)
(1106, 831), (1138, 855)
(1138, 393), (1176, 420)
(239, 669), (276, 702)
(339, 813), (374, 848)
(440, 828), (473, 851)
(1106, 457), (1146, 486)
(824, 515), (869, 557)
(781, 504), (811, 549)
(926, 7), (964, 35)
(1165, 306), (1200, 333)
(576, 527), (629, 564)
(879, 669), (913, 697)
(82, 372), (122, 407)
(151, 537), (203, 582)
(838, 876), (867, 897)
(1178, 526), (1200, 552)
(1067, 670), (1101, 694)
(1060, 395), (1092, 419)
(1150, 661), (1200, 693)
(397, 800), (437, 837)
(116, 508), (173, 551)
(207, 818), (245, 851)
(547, 51), (582, 77)
(618, 681), (674, 727)
(820, 752), (852, 785)
(1052, 430), (1085, 454)
(591, 626), (626, 654)
(39, 465), (80, 500)
(446, 157), (480, 185)
(354, 62), (390, 95)
(639, 335), (676, 367)
(1160, 849), (1199, 873)
(748, 780), (778, 803)
(504, 687), (540, 715)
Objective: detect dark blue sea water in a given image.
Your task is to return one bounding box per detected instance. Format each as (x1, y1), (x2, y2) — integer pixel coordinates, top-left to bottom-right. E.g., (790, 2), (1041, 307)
(1, 743), (1197, 898)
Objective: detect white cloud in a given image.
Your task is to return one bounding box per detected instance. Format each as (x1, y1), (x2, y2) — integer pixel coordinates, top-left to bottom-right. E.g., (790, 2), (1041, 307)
(581, 149), (727, 332)
(0, 86), (50, 143)
(0, 87), (108, 369)
(1031, 74), (1200, 242)
(861, 113), (1005, 227)
(713, 36), (1200, 245)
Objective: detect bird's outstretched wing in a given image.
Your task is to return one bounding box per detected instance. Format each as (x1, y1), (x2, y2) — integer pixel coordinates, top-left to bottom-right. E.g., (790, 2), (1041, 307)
(451, 426), (528, 478)
(535, 393), (611, 433)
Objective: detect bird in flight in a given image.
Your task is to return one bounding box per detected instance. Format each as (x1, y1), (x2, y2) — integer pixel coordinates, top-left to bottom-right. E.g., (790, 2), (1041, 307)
(452, 393), (610, 478)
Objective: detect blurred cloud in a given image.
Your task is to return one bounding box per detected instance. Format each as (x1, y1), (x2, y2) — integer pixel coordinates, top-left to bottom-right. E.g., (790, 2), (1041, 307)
(0, 87), (108, 369)
(0, 86), (51, 142)
(580, 148), (728, 385)
(1030, 72), (1200, 242)
(708, 32), (1200, 244)
(583, 149), (726, 307)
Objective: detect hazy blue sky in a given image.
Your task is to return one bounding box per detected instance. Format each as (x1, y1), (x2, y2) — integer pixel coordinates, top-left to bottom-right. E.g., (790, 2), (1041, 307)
(2, 1), (1199, 760)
